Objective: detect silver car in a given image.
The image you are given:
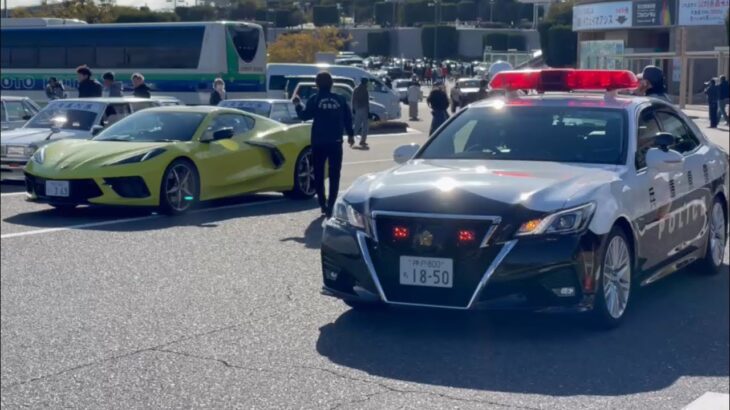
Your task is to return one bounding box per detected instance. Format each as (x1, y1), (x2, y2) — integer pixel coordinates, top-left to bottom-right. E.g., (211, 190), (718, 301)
(1, 96), (40, 131)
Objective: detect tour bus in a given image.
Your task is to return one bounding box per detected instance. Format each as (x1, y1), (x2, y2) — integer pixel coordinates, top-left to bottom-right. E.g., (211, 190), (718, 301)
(0, 21), (266, 105)
(266, 63), (401, 120)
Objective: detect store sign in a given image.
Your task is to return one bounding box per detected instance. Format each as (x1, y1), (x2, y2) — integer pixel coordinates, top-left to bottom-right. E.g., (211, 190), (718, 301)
(633, 0), (676, 26)
(573, 1), (633, 31)
(678, 0), (730, 26)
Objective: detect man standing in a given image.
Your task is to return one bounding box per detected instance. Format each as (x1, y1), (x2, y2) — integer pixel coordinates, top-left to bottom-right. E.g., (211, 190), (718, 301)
(352, 78), (370, 149)
(102, 72), (123, 97)
(45, 77), (66, 100)
(638, 65), (670, 102)
(475, 79), (489, 102)
(407, 79), (421, 121)
(449, 82), (462, 113)
(427, 81), (450, 135)
(76, 66), (102, 98)
(717, 75), (729, 125)
(131, 73), (151, 98)
(294, 72), (354, 218)
(704, 78), (719, 128)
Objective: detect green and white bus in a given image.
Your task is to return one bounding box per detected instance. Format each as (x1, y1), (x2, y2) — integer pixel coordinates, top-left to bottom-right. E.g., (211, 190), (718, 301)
(1, 21), (266, 105)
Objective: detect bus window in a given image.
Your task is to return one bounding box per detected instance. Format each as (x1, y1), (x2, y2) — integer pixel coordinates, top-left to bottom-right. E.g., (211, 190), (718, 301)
(227, 25), (260, 63)
(67, 46), (95, 67)
(8, 48), (37, 68)
(38, 47), (65, 68)
(96, 47), (125, 67)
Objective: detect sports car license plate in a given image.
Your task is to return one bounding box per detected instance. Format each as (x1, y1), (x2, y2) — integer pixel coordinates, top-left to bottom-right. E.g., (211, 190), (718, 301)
(399, 256), (453, 288)
(45, 180), (70, 197)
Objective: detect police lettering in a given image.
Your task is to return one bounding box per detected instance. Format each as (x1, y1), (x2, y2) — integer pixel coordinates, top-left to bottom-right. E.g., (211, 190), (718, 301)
(657, 199), (706, 240)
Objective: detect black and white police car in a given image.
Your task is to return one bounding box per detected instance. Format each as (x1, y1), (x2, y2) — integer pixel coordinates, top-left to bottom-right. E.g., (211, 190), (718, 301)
(321, 69), (729, 328)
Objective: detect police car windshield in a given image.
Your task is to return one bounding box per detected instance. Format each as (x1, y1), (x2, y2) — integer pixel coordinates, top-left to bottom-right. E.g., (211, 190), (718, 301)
(420, 106), (627, 165)
(94, 111), (206, 142)
(26, 107), (97, 131)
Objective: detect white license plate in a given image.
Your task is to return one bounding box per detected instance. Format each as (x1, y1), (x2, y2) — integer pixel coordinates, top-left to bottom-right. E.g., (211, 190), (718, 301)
(45, 180), (70, 197)
(7, 146), (24, 157)
(399, 256), (453, 288)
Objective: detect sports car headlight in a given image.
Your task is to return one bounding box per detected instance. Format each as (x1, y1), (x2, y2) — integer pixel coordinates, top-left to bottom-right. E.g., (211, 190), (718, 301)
(30, 146), (46, 164)
(517, 203), (596, 236)
(24, 145), (38, 157)
(111, 148), (166, 165)
(333, 198), (366, 229)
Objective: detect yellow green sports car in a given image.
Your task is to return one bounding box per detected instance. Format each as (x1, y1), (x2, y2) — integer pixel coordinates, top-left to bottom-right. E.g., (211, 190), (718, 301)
(24, 106), (316, 214)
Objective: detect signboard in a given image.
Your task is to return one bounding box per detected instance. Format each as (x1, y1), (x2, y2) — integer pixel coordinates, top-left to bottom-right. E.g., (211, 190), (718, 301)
(579, 40), (625, 69)
(633, 0), (676, 26)
(573, 1), (632, 31)
(678, 0), (730, 26)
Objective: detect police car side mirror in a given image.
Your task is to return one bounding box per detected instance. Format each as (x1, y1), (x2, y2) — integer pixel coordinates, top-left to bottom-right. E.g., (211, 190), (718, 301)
(654, 132), (676, 152)
(393, 143), (420, 164)
(646, 147), (684, 173)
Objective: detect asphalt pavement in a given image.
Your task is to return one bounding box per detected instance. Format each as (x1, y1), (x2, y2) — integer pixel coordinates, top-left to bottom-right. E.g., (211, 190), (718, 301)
(1, 103), (728, 409)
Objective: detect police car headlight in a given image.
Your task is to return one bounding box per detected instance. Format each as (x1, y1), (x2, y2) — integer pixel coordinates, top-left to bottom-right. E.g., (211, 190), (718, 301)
(333, 198), (365, 229)
(517, 203), (596, 236)
(31, 146), (46, 164)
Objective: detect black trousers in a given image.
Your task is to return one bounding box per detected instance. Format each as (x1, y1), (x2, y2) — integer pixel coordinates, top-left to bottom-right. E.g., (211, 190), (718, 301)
(312, 143), (343, 211)
(709, 102), (719, 127)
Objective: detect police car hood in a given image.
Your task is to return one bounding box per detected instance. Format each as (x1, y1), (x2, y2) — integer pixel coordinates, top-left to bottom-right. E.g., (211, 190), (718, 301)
(0, 128), (88, 146)
(346, 159), (620, 215)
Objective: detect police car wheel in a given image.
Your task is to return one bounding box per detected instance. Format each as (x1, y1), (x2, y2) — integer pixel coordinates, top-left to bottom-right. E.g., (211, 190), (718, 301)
(592, 227), (633, 329)
(697, 197), (728, 275)
(284, 147), (316, 200)
(158, 159), (199, 216)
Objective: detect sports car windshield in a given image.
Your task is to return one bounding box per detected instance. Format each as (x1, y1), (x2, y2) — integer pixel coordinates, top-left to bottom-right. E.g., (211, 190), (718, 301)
(419, 106), (627, 165)
(94, 111), (206, 142)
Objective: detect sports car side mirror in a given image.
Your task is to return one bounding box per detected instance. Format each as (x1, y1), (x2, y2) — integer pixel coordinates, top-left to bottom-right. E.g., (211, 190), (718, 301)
(91, 125), (104, 136)
(202, 127), (235, 143)
(646, 147), (684, 172)
(393, 143), (420, 164)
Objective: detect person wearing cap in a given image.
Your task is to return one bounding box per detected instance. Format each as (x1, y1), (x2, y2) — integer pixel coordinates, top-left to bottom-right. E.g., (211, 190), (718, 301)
(75, 65), (102, 98)
(637, 66), (670, 102)
(427, 81), (450, 135)
(294, 71), (354, 218)
(131, 73), (151, 99)
(45, 77), (66, 100)
(102, 72), (123, 98)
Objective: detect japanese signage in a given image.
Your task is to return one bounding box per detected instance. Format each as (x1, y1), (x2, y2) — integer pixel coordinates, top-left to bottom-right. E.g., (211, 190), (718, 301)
(49, 101), (105, 113)
(579, 40), (625, 69)
(633, 0), (676, 26)
(678, 0), (730, 26)
(573, 1), (633, 31)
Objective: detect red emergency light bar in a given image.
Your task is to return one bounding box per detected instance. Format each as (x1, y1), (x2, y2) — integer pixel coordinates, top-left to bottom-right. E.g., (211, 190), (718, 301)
(489, 69), (639, 92)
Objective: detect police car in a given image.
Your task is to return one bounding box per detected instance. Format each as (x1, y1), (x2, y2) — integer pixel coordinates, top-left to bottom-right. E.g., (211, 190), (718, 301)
(320, 69), (729, 328)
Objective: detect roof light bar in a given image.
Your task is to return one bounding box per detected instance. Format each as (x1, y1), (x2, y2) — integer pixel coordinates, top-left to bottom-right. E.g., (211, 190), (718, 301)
(489, 69), (639, 92)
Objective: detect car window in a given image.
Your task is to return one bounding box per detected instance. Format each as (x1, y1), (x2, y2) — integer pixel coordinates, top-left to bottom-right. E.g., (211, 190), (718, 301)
(130, 101), (157, 112)
(655, 111), (701, 155)
(286, 102), (298, 120)
(95, 111), (206, 142)
(368, 79), (387, 93)
(23, 101), (39, 115)
(5, 101), (29, 121)
(270, 103), (292, 123)
(419, 106), (627, 165)
(636, 108), (662, 170)
(269, 75), (287, 91)
(102, 103), (132, 126)
(205, 113), (254, 139)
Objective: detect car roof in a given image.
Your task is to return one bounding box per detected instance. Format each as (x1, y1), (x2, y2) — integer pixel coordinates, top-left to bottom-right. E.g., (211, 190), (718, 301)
(143, 105), (224, 114)
(1, 96), (31, 101)
(223, 99), (291, 104)
(470, 93), (651, 110)
(49, 97), (158, 104)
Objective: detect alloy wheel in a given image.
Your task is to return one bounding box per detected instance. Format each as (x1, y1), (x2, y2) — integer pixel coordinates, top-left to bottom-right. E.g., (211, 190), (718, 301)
(602, 236), (631, 320)
(710, 202), (727, 267)
(297, 149), (316, 197)
(165, 163), (196, 212)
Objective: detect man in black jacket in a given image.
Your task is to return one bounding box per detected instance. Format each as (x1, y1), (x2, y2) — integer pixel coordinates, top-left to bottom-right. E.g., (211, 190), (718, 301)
(76, 66), (102, 98)
(427, 81), (450, 135)
(294, 72), (354, 218)
(132, 73), (151, 99)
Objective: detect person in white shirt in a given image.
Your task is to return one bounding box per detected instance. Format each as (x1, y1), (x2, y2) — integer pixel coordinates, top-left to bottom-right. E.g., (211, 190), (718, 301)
(407, 80), (422, 121)
(449, 83), (462, 113)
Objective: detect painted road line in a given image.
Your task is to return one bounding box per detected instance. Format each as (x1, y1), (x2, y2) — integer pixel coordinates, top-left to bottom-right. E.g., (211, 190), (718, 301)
(683, 392), (730, 410)
(1, 192), (28, 197)
(0, 198), (287, 240)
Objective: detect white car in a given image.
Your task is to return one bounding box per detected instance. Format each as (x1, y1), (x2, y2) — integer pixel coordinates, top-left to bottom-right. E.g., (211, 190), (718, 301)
(392, 79), (412, 103)
(1, 96), (40, 131)
(321, 69), (728, 329)
(292, 83), (389, 122)
(219, 99), (301, 124)
(1, 97), (159, 181)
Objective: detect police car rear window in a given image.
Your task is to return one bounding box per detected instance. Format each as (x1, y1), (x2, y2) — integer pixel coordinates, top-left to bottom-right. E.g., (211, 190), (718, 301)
(420, 106), (627, 165)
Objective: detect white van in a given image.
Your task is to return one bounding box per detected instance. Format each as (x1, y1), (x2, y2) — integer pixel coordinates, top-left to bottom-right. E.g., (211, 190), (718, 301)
(266, 63), (401, 120)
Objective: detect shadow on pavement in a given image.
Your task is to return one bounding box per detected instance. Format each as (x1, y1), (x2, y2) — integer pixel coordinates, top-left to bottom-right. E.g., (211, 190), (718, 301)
(317, 265), (729, 396)
(1, 181), (26, 194)
(280, 216), (324, 249)
(3, 194), (319, 233)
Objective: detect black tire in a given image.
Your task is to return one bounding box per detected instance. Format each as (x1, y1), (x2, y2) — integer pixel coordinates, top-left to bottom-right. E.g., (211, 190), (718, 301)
(696, 196), (728, 275)
(50, 203), (77, 213)
(591, 227), (633, 329)
(158, 159), (199, 215)
(283, 147), (316, 200)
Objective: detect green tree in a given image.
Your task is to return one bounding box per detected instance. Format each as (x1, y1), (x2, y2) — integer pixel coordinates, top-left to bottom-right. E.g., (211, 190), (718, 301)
(175, 5), (218, 21)
(268, 27), (350, 63)
(538, 0), (575, 67)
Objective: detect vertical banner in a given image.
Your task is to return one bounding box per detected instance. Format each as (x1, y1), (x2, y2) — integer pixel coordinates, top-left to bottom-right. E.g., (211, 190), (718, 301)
(678, 0), (730, 26)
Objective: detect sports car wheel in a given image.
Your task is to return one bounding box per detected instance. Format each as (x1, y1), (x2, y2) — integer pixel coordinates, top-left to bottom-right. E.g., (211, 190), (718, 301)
(159, 159), (199, 215)
(697, 197), (727, 275)
(284, 148), (316, 199)
(592, 228), (632, 329)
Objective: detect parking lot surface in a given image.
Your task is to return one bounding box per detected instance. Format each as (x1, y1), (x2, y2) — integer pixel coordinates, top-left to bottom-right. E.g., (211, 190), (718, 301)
(1, 104), (728, 409)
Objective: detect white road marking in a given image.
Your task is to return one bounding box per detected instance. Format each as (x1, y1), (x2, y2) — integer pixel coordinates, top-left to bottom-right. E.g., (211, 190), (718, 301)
(683, 392), (730, 410)
(0, 198), (286, 240)
(1, 192), (27, 197)
(343, 159), (392, 165)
